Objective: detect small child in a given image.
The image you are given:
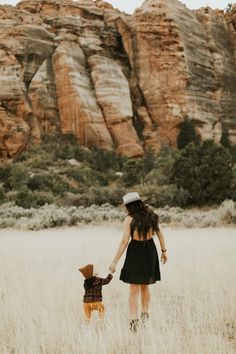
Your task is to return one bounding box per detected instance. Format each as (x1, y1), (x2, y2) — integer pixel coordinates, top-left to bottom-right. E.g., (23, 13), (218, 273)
(79, 264), (113, 322)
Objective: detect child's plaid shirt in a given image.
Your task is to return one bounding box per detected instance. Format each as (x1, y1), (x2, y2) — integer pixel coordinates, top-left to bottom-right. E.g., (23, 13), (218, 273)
(83, 274), (113, 303)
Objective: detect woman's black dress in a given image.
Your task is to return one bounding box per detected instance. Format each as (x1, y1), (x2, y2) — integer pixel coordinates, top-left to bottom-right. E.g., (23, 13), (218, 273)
(120, 236), (161, 285)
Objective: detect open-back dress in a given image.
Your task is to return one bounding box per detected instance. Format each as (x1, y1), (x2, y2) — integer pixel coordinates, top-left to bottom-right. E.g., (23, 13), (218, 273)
(119, 231), (161, 285)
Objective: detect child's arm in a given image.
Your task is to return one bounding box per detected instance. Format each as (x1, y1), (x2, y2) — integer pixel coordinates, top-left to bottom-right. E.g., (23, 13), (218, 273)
(94, 274), (113, 286)
(101, 274), (113, 285)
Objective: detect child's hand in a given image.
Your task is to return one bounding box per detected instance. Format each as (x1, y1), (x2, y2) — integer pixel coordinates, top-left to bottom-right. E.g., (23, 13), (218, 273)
(109, 262), (116, 273)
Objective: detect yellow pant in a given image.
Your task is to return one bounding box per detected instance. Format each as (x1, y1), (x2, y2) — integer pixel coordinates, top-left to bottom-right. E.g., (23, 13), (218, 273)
(83, 302), (105, 321)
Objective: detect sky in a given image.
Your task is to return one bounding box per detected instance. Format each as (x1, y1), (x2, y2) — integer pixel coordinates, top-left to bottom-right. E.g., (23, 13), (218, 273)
(0, 0), (232, 13)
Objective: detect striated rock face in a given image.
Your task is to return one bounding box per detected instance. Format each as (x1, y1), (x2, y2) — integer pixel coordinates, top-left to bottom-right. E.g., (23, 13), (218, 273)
(117, 0), (236, 145)
(0, 0), (235, 158)
(52, 42), (114, 151)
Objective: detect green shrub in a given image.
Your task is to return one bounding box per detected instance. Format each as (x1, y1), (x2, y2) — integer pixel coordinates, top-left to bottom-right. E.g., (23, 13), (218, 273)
(122, 149), (177, 188)
(4, 129), (234, 209)
(220, 128), (231, 149)
(89, 148), (126, 171)
(95, 173), (110, 186)
(122, 159), (144, 187)
(66, 168), (89, 184)
(71, 193), (92, 207)
(66, 166), (109, 187)
(145, 147), (179, 185)
(27, 174), (51, 191)
(219, 128), (236, 164)
(0, 164), (12, 181)
(71, 186), (126, 207)
(172, 140), (233, 205)
(28, 156), (55, 169)
(0, 187), (5, 204)
(3, 163), (30, 191)
(14, 188), (55, 208)
(13, 150), (30, 163)
(41, 134), (77, 161)
(54, 145), (75, 160)
(177, 119), (200, 149)
(142, 149), (156, 173)
(73, 145), (92, 163)
(96, 186), (126, 206)
(145, 169), (169, 186)
(231, 166), (236, 201)
(229, 145), (236, 163)
(60, 134), (78, 144)
(15, 188), (36, 208)
(140, 184), (189, 207)
(173, 186), (190, 207)
(33, 191), (55, 207)
(43, 134), (89, 162)
(27, 173), (71, 196)
(46, 175), (71, 196)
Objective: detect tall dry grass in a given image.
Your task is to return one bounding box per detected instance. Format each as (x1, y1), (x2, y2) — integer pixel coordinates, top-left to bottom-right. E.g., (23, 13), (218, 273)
(0, 226), (235, 354)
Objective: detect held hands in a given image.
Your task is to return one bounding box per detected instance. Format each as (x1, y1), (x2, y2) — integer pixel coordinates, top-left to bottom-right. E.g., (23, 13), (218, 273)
(109, 262), (116, 274)
(161, 251), (168, 264)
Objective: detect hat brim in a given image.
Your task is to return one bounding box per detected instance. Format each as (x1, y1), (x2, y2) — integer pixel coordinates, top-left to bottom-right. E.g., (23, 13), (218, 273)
(122, 196), (148, 206)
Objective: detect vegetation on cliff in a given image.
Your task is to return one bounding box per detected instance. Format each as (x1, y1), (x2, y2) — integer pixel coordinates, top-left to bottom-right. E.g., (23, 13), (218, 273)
(0, 134), (235, 210)
(172, 141), (233, 205)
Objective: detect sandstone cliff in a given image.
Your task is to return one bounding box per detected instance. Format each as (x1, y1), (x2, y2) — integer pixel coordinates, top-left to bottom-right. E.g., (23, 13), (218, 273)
(0, 0), (235, 158)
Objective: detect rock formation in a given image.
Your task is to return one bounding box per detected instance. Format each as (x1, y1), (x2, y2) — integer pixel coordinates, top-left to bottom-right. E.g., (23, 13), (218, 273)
(0, 0), (235, 158)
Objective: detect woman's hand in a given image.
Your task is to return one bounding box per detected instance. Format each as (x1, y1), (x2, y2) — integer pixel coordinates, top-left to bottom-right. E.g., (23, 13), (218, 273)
(161, 251), (167, 264)
(109, 262), (116, 273)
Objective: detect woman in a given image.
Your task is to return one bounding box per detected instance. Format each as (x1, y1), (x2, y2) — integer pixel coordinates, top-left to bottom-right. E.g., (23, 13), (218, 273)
(109, 192), (167, 332)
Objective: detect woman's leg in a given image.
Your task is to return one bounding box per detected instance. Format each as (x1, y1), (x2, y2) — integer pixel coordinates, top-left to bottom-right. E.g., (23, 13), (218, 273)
(140, 285), (151, 314)
(129, 284), (140, 332)
(129, 284), (140, 318)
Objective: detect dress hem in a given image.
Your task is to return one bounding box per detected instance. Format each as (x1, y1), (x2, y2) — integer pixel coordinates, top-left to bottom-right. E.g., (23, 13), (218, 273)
(120, 278), (161, 285)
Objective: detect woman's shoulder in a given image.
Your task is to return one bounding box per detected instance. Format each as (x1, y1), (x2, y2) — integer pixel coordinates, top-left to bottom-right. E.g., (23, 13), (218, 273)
(124, 215), (133, 224)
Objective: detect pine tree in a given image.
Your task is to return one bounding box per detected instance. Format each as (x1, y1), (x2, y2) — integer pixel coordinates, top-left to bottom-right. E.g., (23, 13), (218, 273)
(177, 119), (200, 150)
(122, 159), (144, 187)
(172, 140), (233, 205)
(220, 128), (231, 149)
(225, 3), (233, 12)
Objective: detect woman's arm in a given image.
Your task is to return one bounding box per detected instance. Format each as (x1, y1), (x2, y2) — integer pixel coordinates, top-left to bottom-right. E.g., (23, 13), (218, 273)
(157, 228), (168, 264)
(109, 216), (132, 273)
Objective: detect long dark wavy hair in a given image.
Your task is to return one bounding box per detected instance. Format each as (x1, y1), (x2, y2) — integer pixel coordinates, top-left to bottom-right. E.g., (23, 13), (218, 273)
(125, 200), (159, 240)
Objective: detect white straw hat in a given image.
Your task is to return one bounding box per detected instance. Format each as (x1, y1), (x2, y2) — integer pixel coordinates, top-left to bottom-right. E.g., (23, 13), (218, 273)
(123, 192), (143, 205)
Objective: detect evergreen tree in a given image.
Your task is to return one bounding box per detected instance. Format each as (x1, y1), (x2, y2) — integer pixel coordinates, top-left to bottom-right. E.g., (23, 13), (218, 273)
(122, 159), (144, 187)
(172, 140), (233, 205)
(220, 128), (231, 149)
(177, 119), (200, 150)
(143, 149), (155, 174)
(225, 2), (233, 12)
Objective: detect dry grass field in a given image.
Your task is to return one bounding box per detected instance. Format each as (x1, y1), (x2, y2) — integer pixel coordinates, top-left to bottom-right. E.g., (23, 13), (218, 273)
(0, 225), (235, 354)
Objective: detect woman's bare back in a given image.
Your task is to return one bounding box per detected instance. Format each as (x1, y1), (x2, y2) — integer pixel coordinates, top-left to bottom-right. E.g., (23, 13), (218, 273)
(132, 229), (154, 241)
